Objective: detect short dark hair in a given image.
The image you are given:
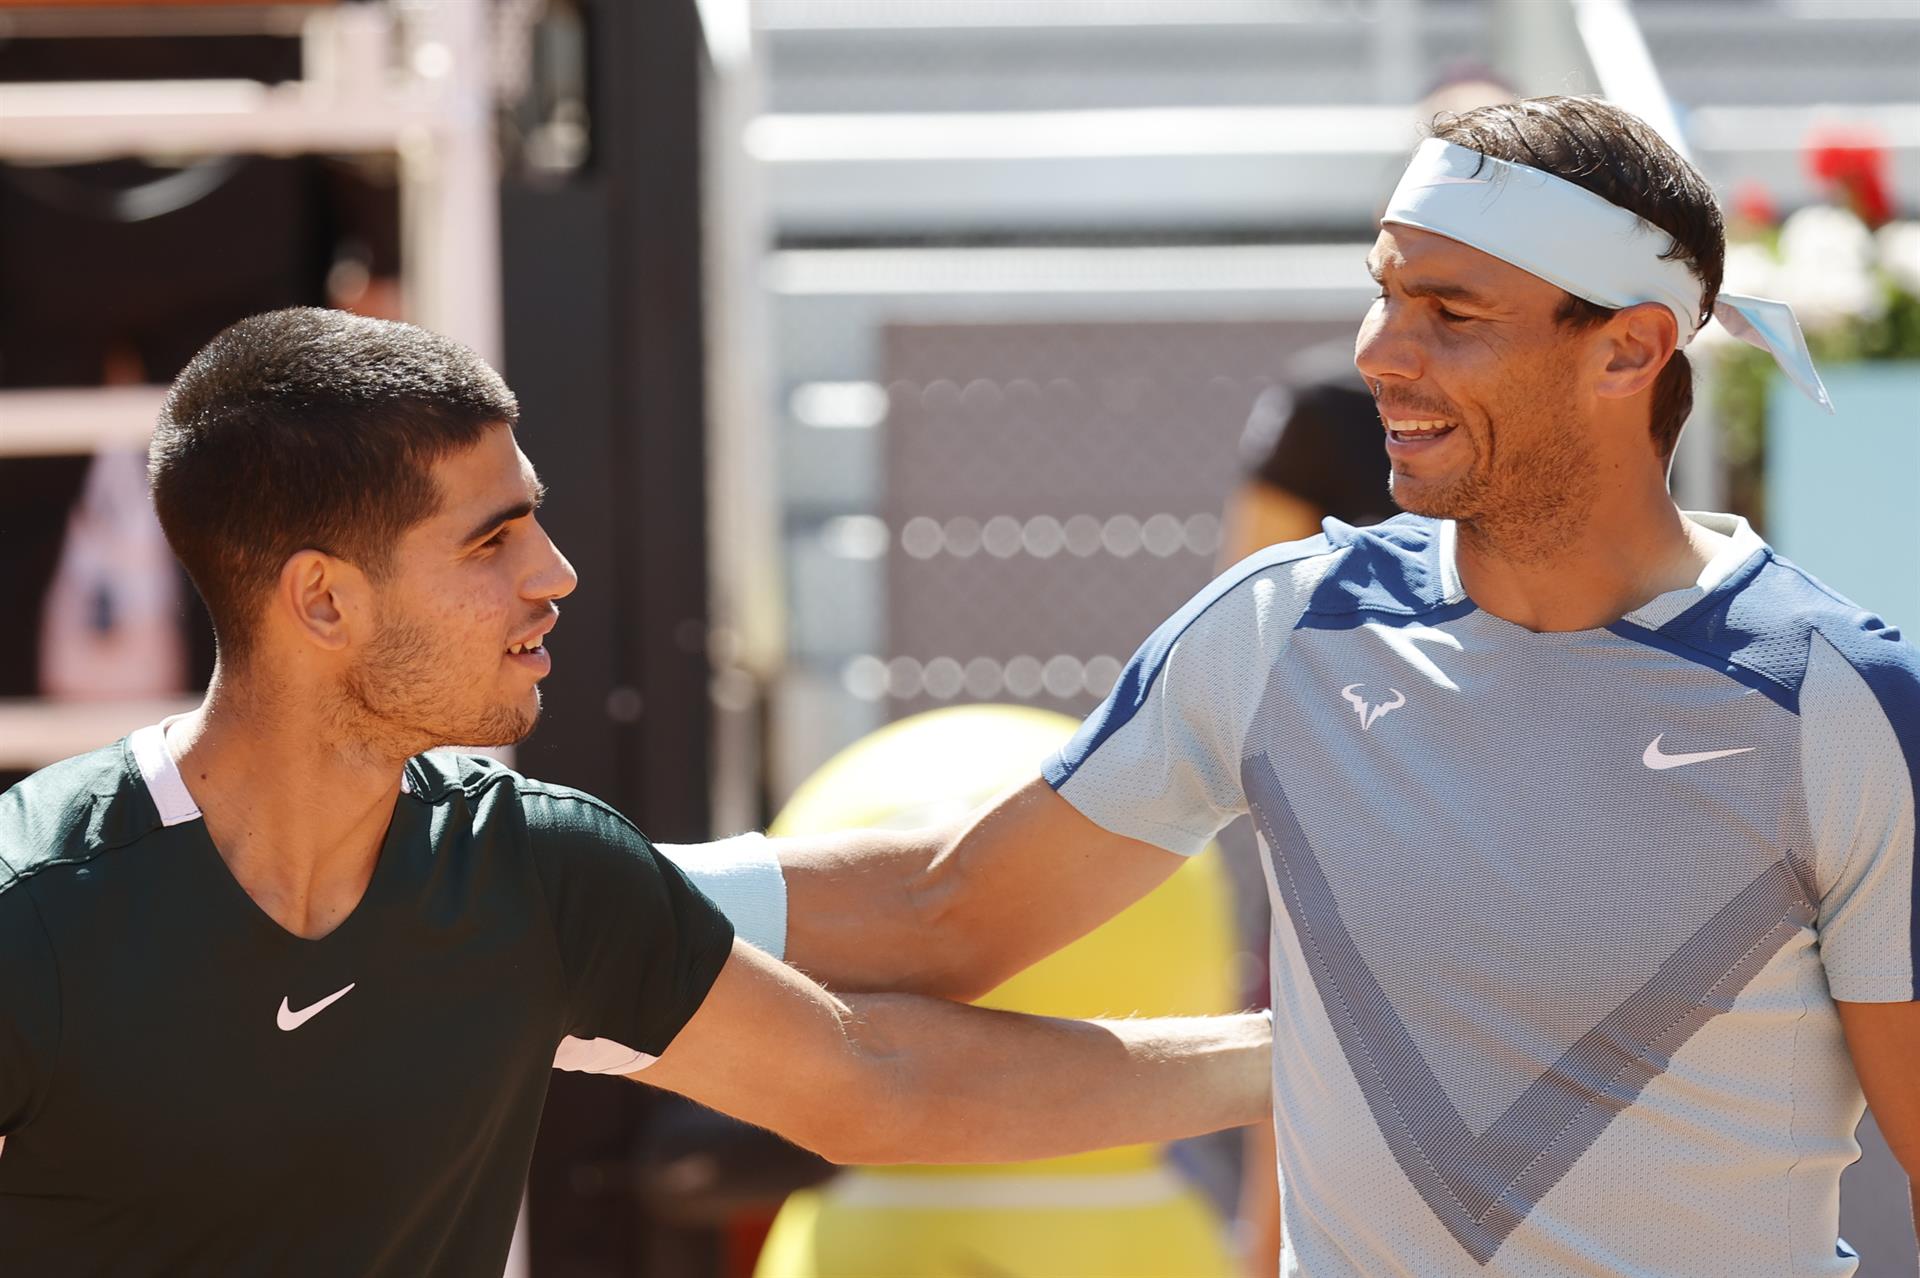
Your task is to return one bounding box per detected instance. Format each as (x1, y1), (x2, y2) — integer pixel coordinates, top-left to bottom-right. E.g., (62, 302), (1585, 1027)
(1429, 96), (1725, 459)
(150, 308), (517, 663)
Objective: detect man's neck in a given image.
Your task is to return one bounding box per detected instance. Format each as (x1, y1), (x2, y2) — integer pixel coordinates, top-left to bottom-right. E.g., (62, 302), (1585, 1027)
(1452, 483), (1726, 633)
(166, 677), (412, 941)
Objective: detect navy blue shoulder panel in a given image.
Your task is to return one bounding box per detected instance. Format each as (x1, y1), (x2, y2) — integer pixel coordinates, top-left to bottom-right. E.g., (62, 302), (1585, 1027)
(1611, 547), (1916, 718)
(1778, 557), (1920, 1002)
(1612, 549), (1920, 996)
(1298, 514), (1466, 629)
(1607, 549), (1805, 713)
(1045, 533), (1344, 790)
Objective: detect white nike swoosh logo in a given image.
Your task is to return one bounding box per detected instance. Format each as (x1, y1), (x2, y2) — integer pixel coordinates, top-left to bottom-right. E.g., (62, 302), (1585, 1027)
(1642, 734), (1756, 771)
(276, 983), (356, 1031)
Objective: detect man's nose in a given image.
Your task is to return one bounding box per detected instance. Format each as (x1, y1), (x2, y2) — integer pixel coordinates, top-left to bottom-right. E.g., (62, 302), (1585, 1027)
(1354, 302), (1420, 387)
(532, 527), (578, 602)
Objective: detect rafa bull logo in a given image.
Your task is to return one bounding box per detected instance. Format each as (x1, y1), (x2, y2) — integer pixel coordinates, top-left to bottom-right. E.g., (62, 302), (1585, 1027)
(1341, 684), (1406, 731)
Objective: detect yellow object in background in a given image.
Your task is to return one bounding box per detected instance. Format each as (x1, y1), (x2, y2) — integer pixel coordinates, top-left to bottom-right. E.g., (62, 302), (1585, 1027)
(755, 705), (1244, 1278)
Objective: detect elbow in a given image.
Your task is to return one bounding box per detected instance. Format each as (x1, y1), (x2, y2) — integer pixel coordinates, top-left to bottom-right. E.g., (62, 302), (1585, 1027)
(782, 1084), (923, 1167)
(904, 870), (1019, 1004)
(902, 919), (1004, 1003)
(797, 1000), (927, 1166)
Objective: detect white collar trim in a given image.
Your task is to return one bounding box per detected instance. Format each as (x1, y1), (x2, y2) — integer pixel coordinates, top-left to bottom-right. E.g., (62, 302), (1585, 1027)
(128, 717), (202, 827)
(129, 717), (414, 828)
(1678, 510), (1766, 593)
(1623, 511), (1767, 628)
(1436, 520), (1465, 604)
(1432, 511), (1765, 625)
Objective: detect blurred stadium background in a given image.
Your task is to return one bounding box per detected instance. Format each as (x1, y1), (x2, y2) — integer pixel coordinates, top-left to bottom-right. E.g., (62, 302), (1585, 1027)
(2, 0), (1917, 1274)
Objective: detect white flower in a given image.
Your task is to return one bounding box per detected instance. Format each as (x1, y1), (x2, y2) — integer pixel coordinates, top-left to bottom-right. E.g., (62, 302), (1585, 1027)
(1770, 205), (1884, 334)
(1877, 220), (1920, 296)
(1697, 241), (1783, 354)
(1779, 204), (1876, 270)
(1722, 241), (1779, 297)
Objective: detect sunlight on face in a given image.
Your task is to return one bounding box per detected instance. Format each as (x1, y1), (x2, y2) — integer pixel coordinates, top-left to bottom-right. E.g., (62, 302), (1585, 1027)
(1355, 225), (1603, 551)
(343, 424), (577, 751)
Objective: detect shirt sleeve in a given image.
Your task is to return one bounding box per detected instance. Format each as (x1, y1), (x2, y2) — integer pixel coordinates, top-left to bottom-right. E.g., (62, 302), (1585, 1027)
(523, 785), (737, 1062)
(1044, 542), (1343, 856)
(1801, 631), (1918, 1003)
(0, 877), (62, 1135)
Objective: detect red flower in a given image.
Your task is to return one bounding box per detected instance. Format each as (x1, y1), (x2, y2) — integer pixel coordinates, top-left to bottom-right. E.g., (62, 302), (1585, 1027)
(1731, 180), (1777, 230)
(1806, 127), (1894, 227)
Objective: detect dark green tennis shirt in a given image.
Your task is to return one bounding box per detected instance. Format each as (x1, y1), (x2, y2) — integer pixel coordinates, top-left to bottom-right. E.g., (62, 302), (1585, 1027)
(0, 725), (734, 1277)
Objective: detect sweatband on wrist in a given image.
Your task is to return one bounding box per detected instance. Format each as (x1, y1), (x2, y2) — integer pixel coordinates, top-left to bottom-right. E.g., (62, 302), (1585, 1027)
(657, 832), (788, 960)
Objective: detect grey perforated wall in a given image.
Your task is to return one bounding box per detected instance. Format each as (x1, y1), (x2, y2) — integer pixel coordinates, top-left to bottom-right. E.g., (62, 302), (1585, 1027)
(875, 318), (1359, 722)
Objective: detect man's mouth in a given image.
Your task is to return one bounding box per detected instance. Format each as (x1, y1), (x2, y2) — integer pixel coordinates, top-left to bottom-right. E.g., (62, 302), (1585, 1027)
(1384, 418), (1456, 444)
(507, 613), (558, 658)
(506, 634), (553, 676)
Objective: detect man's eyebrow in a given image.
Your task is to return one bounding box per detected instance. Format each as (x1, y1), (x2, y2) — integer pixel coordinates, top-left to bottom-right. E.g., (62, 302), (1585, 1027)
(1369, 259), (1498, 308)
(459, 479), (547, 546)
(1402, 278), (1497, 306)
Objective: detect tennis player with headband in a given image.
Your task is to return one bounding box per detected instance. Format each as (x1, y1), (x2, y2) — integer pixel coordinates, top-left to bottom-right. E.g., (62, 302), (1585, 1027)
(653, 95), (1920, 1275)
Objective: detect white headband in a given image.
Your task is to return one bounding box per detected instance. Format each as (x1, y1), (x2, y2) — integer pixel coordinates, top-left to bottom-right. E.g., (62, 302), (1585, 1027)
(1383, 138), (1833, 413)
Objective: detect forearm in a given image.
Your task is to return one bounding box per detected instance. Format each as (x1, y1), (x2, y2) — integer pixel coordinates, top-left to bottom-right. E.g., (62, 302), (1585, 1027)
(775, 783), (1185, 1002)
(772, 827), (976, 996)
(846, 995), (1272, 1165)
(658, 826), (972, 993)
(668, 784), (1189, 1003)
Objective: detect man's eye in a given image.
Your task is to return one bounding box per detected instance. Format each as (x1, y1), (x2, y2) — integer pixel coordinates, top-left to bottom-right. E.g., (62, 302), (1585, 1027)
(481, 528), (509, 549)
(1437, 306), (1473, 324)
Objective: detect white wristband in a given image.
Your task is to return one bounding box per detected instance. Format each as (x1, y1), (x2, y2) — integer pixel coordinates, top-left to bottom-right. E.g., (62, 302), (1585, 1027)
(657, 832), (788, 960)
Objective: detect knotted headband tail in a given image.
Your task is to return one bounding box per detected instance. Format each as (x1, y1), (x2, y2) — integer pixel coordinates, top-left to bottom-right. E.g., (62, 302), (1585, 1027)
(1713, 293), (1834, 414)
(1384, 139), (1835, 413)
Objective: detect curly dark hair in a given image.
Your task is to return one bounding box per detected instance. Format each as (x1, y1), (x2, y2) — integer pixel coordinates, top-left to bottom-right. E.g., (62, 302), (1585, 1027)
(150, 308), (517, 664)
(1429, 96), (1725, 459)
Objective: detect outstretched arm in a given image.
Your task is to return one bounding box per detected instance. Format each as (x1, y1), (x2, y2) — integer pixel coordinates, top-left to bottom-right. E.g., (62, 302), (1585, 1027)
(666, 553), (1276, 1001)
(634, 938), (1271, 1166)
(769, 778), (1186, 1000)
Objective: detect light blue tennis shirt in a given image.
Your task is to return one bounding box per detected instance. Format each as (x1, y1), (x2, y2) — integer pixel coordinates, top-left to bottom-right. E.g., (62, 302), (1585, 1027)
(1048, 512), (1917, 1277)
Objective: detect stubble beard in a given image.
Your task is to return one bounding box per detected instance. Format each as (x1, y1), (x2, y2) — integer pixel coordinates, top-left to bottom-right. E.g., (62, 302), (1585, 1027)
(1389, 365), (1598, 565)
(341, 610), (541, 758)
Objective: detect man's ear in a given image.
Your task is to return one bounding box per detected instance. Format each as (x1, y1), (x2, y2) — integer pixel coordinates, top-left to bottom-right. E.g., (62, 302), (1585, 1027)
(275, 550), (369, 653)
(1593, 302), (1679, 401)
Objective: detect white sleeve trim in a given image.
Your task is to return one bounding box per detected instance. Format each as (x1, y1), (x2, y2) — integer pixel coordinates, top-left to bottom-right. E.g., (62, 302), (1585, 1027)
(553, 1034), (658, 1074)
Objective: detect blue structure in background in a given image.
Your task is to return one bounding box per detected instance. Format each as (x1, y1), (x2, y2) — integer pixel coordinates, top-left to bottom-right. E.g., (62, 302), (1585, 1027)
(1766, 365), (1920, 635)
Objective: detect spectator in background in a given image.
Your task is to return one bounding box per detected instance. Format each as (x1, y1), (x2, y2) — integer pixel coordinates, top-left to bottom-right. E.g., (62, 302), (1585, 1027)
(1220, 73), (1515, 570)
(1220, 345), (1400, 564)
